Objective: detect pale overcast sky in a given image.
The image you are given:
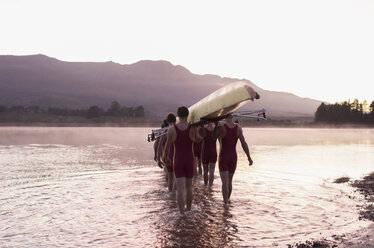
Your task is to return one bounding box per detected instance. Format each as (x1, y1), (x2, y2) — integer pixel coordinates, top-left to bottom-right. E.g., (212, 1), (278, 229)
(1, 0), (373, 103)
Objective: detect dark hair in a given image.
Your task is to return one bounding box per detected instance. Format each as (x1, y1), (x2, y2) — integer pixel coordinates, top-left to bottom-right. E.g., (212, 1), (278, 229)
(177, 106), (189, 118)
(166, 113), (176, 124)
(161, 119), (168, 128)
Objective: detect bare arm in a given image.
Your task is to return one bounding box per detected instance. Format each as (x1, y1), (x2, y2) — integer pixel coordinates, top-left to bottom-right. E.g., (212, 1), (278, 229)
(157, 135), (166, 168)
(199, 126), (206, 138)
(238, 126), (253, 166)
(153, 138), (160, 161)
(212, 122), (224, 139)
(164, 127), (176, 165)
(190, 126), (203, 142)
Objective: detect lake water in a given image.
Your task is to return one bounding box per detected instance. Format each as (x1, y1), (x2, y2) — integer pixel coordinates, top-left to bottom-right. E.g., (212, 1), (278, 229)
(1, 127), (374, 247)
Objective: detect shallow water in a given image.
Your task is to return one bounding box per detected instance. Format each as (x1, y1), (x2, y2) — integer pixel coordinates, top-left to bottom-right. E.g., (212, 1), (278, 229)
(1, 127), (374, 247)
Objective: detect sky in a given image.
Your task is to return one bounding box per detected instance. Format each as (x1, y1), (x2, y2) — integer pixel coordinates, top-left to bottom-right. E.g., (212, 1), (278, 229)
(1, 0), (373, 103)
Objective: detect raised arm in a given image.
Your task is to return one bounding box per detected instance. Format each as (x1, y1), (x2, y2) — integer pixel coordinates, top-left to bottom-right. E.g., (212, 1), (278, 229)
(238, 126), (253, 166)
(190, 126), (203, 142)
(212, 122), (219, 139)
(212, 121), (225, 140)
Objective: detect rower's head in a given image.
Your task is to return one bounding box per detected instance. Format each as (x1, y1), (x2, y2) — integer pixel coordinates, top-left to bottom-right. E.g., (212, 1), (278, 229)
(167, 113), (176, 124)
(225, 114), (234, 123)
(207, 122), (215, 128)
(161, 119), (168, 128)
(177, 106), (189, 119)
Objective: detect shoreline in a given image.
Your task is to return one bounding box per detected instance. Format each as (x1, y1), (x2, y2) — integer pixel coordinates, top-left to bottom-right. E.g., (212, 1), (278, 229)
(289, 172), (374, 248)
(352, 172), (374, 222)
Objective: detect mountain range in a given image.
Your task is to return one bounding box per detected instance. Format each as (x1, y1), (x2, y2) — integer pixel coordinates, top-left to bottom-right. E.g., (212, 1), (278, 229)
(0, 54), (321, 118)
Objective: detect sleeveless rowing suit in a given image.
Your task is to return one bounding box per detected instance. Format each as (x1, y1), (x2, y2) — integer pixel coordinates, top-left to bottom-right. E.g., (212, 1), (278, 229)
(218, 124), (238, 173)
(194, 139), (202, 159)
(202, 128), (217, 164)
(161, 130), (174, 172)
(173, 124), (195, 178)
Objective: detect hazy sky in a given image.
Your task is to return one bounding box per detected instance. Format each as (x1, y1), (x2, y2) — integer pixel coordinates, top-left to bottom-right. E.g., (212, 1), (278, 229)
(1, 0), (373, 103)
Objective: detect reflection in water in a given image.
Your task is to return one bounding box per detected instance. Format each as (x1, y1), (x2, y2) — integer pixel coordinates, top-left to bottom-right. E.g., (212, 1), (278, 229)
(155, 180), (239, 248)
(1, 127), (374, 247)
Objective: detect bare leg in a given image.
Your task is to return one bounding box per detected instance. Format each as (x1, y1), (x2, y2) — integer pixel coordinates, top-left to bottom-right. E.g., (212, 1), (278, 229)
(220, 171), (229, 204)
(208, 162), (216, 187)
(194, 157), (199, 177)
(164, 167), (168, 182)
(185, 178), (193, 211)
(203, 163), (209, 186)
(198, 159), (202, 175)
(175, 177), (186, 214)
(168, 172), (174, 191)
(172, 175), (176, 193)
(228, 173), (234, 200)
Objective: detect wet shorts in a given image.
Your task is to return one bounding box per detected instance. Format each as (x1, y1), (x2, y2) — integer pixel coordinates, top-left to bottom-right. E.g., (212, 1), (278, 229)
(218, 155), (237, 174)
(202, 150), (217, 164)
(174, 159), (195, 178)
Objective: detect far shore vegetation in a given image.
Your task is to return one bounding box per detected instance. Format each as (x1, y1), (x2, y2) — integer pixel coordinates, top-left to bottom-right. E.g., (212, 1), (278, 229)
(315, 99), (374, 124)
(0, 101), (152, 126)
(1, 99), (374, 127)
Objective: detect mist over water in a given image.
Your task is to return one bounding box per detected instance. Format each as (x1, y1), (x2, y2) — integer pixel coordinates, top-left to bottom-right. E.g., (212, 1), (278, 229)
(1, 127), (374, 247)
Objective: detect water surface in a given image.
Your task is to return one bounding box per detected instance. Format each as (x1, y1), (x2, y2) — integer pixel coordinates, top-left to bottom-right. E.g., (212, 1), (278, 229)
(1, 127), (373, 247)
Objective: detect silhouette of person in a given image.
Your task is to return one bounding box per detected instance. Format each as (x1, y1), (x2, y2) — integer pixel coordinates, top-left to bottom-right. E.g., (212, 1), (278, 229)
(200, 122), (218, 186)
(157, 113), (176, 191)
(164, 106), (202, 214)
(154, 119), (168, 168)
(214, 115), (253, 204)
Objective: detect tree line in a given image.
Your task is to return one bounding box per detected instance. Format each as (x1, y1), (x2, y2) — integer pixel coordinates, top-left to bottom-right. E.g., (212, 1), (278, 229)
(315, 99), (374, 123)
(0, 101), (145, 119)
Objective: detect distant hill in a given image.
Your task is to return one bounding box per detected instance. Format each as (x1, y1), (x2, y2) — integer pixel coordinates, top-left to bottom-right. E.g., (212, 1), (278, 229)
(0, 54), (321, 118)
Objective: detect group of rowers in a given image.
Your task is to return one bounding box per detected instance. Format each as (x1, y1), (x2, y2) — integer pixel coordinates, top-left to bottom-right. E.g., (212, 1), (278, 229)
(153, 106), (253, 215)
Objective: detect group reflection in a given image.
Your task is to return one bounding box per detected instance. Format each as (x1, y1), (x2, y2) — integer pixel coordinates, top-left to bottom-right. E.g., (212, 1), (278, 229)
(155, 178), (240, 248)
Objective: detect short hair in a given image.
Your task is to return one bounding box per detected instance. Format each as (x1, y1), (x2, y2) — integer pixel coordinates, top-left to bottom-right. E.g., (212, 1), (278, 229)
(177, 106), (189, 118)
(166, 113), (176, 124)
(161, 119), (168, 128)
